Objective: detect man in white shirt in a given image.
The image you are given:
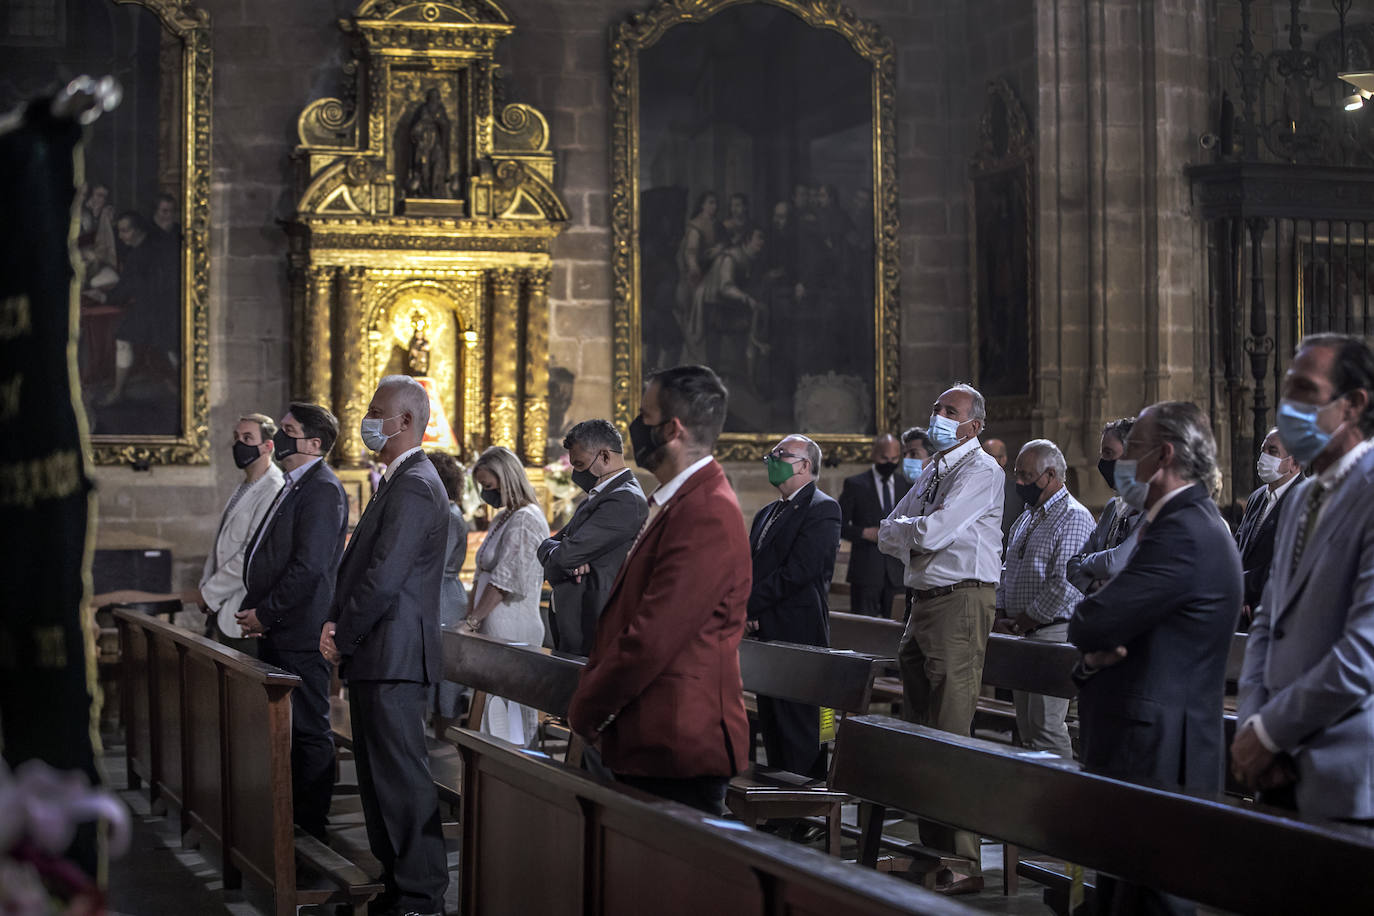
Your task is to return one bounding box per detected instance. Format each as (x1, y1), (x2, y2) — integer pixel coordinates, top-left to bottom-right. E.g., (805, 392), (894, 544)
(197, 412), (283, 653)
(878, 382), (1003, 894)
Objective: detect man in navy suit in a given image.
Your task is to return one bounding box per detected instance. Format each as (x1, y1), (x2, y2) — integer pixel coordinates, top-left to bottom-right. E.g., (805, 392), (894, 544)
(837, 434), (910, 617)
(1233, 428), (1300, 625)
(238, 402), (348, 840)
(747, 434), (841, 778)
(321, 376), (450, 916)
(1069, 401), (1243, 915)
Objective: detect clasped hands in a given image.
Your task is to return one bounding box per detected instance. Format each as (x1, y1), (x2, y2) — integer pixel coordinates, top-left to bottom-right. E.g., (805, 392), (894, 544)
(319, 622), (341, 664)
(235, 607), (265, 638)
(992, 612), (1039, 636)
(1229, 723), (1296, 791)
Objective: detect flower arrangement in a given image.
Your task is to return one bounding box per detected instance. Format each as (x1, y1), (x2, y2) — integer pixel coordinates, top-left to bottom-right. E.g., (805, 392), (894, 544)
(0, 759), (130, 915)
(544, 454), (580, 530)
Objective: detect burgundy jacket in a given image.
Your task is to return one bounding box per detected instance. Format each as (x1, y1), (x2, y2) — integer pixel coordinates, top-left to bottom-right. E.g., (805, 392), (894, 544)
(568, 460), (752, 778)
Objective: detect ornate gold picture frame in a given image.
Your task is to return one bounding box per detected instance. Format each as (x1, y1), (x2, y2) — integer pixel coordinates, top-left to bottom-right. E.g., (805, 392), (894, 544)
(610, 0), (900, 462)
(0, 0), (212, 464)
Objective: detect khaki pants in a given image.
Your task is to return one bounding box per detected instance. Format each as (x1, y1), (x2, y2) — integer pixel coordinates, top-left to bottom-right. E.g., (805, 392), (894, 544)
(898, 584), (996, 873)
(1012, 621), (1074, 758)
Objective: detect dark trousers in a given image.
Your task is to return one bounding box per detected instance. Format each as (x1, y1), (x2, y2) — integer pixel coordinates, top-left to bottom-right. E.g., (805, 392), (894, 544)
(258, 643), (333, 838)
(350, 681), (448, 913)
(617, 773), (729, 816)
(1094, 875), (1194, 916)
(204, 616), (258, 658)
(850, 580), (900, 619)
(757, 695), (825, 778)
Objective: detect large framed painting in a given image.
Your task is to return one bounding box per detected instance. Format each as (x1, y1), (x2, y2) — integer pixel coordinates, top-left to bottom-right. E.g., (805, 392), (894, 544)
(0, 0), (211, 464)
(968, 78), (1035, 419)
(610, 0), (899, 462)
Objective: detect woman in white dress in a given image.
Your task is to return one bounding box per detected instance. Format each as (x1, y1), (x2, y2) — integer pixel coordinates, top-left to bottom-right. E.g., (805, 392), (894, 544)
(465, 446), (550, 745)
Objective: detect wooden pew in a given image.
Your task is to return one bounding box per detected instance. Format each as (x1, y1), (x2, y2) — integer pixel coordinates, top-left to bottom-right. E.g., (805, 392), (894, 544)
(831, 714), (1374, 916)
(453, 726), (978, 916)
(116, 610), (382, 916)
(729, 639), (886, 854)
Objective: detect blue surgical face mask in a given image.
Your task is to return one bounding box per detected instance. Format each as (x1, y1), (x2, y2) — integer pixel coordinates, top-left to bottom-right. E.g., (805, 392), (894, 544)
(903, 457), (924, 480)
(360, 414), (402, 452)
(927, 413), (964, 452)
(1276, 397), (1340, 466)
(1113, 445), (1160, 511)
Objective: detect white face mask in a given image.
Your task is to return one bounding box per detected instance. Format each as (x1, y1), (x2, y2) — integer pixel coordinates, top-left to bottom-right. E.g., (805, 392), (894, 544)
(1256, 452), (1287, 484)
(360, 414), (402, 452)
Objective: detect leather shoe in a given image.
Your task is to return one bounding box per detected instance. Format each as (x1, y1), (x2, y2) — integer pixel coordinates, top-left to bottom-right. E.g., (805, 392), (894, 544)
(935, 874), (984, 896)
(789, 822), (827, 845)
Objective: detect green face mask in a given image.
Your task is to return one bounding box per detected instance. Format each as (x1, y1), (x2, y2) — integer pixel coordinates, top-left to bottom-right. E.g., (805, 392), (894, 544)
(765, 455), (796, 487)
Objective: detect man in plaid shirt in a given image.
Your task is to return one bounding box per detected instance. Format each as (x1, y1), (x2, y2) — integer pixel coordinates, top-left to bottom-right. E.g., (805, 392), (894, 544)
(994, 439), (1096, 757)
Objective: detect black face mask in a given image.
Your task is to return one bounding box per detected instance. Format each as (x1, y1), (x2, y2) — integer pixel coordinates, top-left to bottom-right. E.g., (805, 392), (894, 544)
(1098, 458), (1117, 491)
(571, 467), (598, 494)
(272, 428), (298, 461)
(628, 415), (669, 471)
(232, 440), (262, 470)
(873, 460), (898, 479)
(480, 487), (503, 508)
(1015, 479), (1044, 508)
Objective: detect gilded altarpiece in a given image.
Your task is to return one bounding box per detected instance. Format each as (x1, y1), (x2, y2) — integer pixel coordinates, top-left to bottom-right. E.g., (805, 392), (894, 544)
(288, 0), (567, 472)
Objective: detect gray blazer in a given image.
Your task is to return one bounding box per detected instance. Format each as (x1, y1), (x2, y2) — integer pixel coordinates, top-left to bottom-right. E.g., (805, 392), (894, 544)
(1065, 496), (1143, 594)
(330, 451), (449, 683)
(1238, 444), (1374, 819)
(537, 469), (648, 656)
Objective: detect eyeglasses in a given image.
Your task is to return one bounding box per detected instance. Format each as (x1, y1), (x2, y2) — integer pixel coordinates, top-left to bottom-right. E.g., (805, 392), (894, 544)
(766, 451), (804, 462)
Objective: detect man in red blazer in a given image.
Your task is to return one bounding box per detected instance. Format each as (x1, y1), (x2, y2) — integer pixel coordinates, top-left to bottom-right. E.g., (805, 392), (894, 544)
(568, 365), (752, 814)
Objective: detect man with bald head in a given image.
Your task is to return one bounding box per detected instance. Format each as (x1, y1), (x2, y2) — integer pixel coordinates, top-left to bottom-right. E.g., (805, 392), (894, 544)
(879, 383), (1003, 894)
(983, 438), (1008, 468)
(748, 435), (842, 783)
(322, 375), (450, 916)
(839, 433), (911, 617)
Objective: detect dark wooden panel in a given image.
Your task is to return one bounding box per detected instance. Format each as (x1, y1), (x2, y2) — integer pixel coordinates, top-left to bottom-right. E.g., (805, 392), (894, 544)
(738, 640), (880, 713)
(150, 631), (184, 808)
(832, 715), (1374, 916)
(828, 612), (902, 659)
(981, 634), (1078, 699)
(442, 630), (583, 716)
(121, 622), (152, 786)
(183, 650), (223, 844)
(225, 676), (294, 900)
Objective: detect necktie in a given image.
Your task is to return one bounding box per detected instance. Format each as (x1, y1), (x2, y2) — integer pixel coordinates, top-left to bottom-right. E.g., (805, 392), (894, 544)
(880, 477), (892, 515)
(627, 497), (662, 558)
(756, 500), (786, 547)
(1289, 484), (1328, 576)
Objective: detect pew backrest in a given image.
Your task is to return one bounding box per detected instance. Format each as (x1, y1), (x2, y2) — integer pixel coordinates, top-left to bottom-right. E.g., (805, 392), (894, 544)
(738, 639), (882, 714)
(830, 714), (1374, 915)
(454, 726), (977, 916)
(441, 629), (584, 717)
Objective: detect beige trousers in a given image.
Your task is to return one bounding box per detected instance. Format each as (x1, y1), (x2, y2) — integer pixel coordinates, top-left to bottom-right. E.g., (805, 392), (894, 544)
(1012, 621), (1074, 758)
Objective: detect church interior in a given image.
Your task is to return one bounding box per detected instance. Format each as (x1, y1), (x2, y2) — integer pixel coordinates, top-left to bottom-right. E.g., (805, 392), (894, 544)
(4, 0), (1374, 913)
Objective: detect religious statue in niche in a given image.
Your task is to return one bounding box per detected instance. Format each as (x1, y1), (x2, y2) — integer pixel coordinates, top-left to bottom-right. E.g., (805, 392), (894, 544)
(400, 310), (458, 452)
(407, 88), (452, 199)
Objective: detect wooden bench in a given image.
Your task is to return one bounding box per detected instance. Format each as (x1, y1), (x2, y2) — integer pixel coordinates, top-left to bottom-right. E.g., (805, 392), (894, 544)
(452, 725), (979, 916)
(831, 714), (1374, 916)
(115, 609), (382, 916)
(730, 639), (885, 854)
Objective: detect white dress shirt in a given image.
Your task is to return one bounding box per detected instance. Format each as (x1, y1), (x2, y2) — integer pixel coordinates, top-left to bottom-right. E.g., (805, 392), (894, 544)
(872, 467), (897, 516)
(878, 437), (1004, 588)
(1256, 473), (1299, 527)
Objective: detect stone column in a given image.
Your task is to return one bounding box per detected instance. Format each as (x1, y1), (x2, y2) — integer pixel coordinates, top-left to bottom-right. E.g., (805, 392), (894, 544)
(333, 266), (367, 467)
(489, 269), (521, 452)
(303, 266), (335, 407)
(521, 268), (551, 466)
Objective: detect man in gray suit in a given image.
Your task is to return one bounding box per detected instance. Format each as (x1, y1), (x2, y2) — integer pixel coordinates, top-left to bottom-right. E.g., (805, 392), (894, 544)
(1234, 333), (1374, 827)
(539, 419), (648, 656)
(320, 375), (449, 916)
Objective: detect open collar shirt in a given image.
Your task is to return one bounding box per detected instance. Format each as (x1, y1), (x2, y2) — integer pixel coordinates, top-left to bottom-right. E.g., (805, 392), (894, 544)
(877, 436), (1005, 588)
(997, 487), (1097, 624)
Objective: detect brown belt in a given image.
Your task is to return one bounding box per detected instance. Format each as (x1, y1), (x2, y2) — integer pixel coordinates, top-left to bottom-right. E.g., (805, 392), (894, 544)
(911, 579), (995, 601)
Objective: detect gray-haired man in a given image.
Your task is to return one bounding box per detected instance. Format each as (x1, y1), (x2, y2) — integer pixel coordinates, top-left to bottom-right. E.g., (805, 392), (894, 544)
(878, 382), (1003, 894)
(993, 439), (1095, 758)
(538, 419), (648, 655)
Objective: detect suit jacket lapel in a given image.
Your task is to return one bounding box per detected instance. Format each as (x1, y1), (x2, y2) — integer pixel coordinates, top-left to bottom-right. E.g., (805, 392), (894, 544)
(605, 461), (716, 602)
(758, 482), (814, 552)
(341, 452), (423, 568)
(1281, 462), (1372, 614)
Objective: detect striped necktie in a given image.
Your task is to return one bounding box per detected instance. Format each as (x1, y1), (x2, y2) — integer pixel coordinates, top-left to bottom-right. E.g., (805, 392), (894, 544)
(1289, 483), (1328, 576)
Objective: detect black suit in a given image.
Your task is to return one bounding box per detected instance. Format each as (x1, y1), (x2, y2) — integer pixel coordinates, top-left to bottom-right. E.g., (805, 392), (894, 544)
(538, 469), (648, 656)
(747, 481), (841, 777)
(1234, 480), (1298, 614)
(1069, 483), (1242, 915)
(241, 459), (347, 838)
(329, 450), (449, 914)
(838, 469), (910, 617)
